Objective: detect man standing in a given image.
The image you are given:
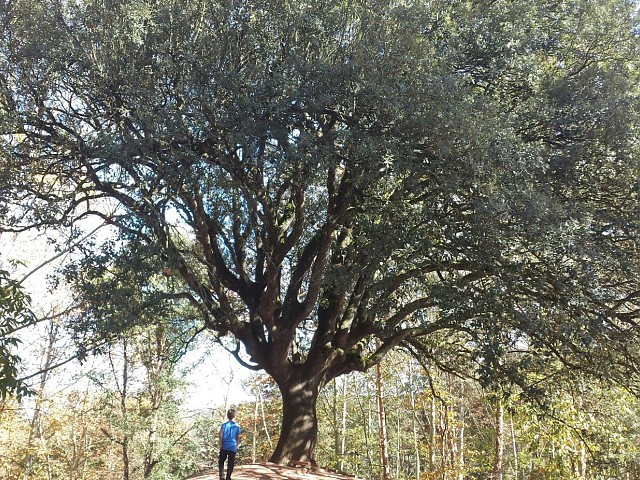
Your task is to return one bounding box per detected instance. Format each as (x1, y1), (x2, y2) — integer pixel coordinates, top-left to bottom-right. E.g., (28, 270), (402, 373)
(219, 408), (242, 480)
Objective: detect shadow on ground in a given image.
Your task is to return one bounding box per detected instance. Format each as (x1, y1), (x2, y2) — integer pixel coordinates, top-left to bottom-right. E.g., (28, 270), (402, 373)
(187, 462), (359, 480)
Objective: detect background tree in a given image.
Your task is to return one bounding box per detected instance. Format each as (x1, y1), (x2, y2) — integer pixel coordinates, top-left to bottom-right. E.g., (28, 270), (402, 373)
(0, 268), (34, 399)
(1, 0), (639, 465)
(3, 344), (640, 478)
(63, 240), (207, 480)
(242, 373), (280, 463)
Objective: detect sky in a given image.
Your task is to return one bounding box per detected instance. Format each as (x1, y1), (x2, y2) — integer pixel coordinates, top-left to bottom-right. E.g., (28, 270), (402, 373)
(1, 228), (253, 415)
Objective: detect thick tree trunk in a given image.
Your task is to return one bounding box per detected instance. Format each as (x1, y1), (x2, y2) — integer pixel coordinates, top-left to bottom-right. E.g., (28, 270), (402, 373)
(269, 378), (320, 465)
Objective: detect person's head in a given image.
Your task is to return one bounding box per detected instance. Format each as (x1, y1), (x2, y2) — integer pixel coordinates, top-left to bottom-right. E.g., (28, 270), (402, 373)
(227, 408), (236, 420)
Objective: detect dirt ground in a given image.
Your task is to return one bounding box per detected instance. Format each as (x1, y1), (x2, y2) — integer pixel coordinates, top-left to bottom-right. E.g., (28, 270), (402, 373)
(186, 462), (360, 480)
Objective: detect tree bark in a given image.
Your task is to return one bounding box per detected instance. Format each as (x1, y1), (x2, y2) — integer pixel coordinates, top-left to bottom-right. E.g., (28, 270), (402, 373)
(396, 416), (401, 479)
(340, 377), (348, 472)
(119, 339), (131, 480)
(269, 377), (320, 465)
(578, 443), (587, 480)
(458, 395), (465, 480)
(429, 396), (436, 472)
(260, 387), (273, 448)
(492, 396), (504, 480)
(409, 362), (421, 480)
(510, 415), (518, 480)
(333, 380), (339, 466)
(253, 388), (259, 462)
(376, 363), (391, 480)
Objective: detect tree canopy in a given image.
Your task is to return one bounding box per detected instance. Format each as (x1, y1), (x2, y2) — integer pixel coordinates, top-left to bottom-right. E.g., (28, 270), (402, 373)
(1, 0), (639, 464)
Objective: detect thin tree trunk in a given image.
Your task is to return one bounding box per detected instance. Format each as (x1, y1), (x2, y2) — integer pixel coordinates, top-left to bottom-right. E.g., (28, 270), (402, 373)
(396, 416), (401, 479)
(120, 339), (130, 480)
(429, 397), (436, 473)
(259, 388), (272, 447)
(38, 424), (53, 480)
(376, 363), (391, 480)
(458, 396), (465, 480)
(143, 416), (158, 479)
(108, 340), (131, 480)
(492, 396), (504, 480)
(365, 377), (373, 470)
(71, 421), (79, 480)
(143, 325), (169, 480)
(333, 379), (339, 467)
(340, 376), (348, 472)
(510, 415), (518, 480)
(440, 404), (448, 480)
(354, 376), (372, 473)
(578, 442), (587, 480)
(253, 386), (259, 462)
(25, 322), (59, 480)
(409, 362), (421, 480)
(82, 423), (91, 480)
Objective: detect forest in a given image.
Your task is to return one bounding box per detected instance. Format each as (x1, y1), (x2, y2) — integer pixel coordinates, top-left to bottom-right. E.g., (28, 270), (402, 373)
(2, 338), (640, 480)
(1, 0), (640, 478)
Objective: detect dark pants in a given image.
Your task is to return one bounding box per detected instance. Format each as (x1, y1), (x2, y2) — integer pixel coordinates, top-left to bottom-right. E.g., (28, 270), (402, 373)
(218, 449), (236, 479)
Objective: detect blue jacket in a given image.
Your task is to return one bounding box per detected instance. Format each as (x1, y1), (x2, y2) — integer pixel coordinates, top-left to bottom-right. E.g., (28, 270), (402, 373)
(220, 421), (241, 452)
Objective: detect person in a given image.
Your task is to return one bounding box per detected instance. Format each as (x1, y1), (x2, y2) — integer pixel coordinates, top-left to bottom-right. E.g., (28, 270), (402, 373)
(218, 408), (242, 480)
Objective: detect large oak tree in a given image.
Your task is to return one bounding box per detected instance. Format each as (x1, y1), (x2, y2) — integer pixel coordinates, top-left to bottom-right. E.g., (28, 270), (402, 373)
(1, 0), (639, 464)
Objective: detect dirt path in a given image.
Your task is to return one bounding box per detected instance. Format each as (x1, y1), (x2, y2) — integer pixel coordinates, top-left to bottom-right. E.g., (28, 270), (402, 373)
(187, 462), (360, 480)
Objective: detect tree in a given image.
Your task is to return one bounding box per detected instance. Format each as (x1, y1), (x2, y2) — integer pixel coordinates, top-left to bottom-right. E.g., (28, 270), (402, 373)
(1, 0), (639, 464)
(375, 362), (391, 480)
(0, 268), (34, 399)
(61, 238), (207, 479)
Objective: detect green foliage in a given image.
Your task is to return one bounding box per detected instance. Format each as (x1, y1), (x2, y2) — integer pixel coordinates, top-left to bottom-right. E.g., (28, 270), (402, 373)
(62, 236), (205, 358)
(0, 268), (34, 399)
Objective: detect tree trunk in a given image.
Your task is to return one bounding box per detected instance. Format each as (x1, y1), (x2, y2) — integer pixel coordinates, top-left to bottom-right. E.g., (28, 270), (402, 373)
(458, 397), (465, 480)
(429, 396), (437, 472)
(253, 386), (259, 462)
(269, 378), (320, 465)
(440, 404), (449, 480)
(409, 362), (421, 480)
(333, 379), (339, 466)
(376, 363), (391, 480)
(578, 442), (587, 480)
(510, 415), (518, 480)
(258, 384), (273, 448)
(365, 377), (374, 469)
(396, 416), (401, 479)
(119, 339), (131, 480)
(492, 396), (504, 480)
(340, 376), (348, 472)
(25, 322), (59, 480)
